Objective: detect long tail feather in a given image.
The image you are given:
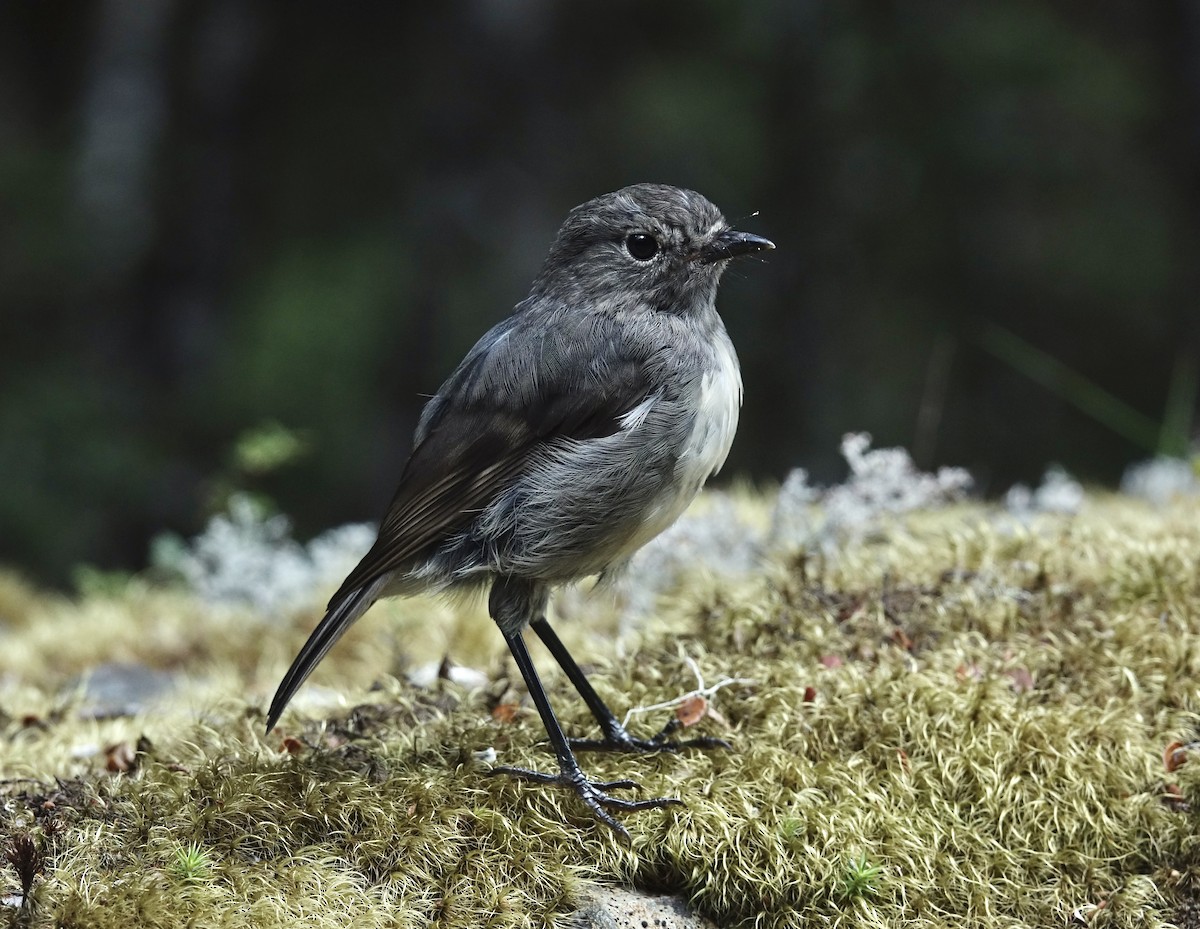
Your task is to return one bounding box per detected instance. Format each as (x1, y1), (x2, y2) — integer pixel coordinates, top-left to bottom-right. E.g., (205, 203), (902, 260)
(265, 577), (388, 732)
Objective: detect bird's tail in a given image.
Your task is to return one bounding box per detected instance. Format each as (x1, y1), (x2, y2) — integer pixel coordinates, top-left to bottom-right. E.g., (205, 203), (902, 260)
(265, 576), (388, 732)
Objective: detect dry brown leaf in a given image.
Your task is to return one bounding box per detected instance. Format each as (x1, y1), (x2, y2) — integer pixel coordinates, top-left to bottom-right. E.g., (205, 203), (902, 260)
(491, 703), (521, 724)
(1164, 740), (1188, 773)
(104, 741), (137, 773)
(675, 695), (708, 727)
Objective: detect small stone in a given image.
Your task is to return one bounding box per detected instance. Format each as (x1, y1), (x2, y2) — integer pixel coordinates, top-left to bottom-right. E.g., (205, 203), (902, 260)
(72, 662), (178, 719)
(570, 886), (722, 929)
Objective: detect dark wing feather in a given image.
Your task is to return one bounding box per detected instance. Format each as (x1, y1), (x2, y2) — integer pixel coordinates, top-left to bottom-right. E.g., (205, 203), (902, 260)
(329, 312), (654, 603)
(265, 580), (378, 731)
(266, 311), (656, 732)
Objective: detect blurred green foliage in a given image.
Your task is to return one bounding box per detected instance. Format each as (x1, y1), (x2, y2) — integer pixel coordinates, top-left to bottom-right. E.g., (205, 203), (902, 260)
(0, 1), (1196, 583)
(231, 422), (309, 479)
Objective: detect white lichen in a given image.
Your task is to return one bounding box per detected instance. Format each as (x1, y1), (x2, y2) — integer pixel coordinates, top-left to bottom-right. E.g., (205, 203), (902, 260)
(152, 494), (373, 615)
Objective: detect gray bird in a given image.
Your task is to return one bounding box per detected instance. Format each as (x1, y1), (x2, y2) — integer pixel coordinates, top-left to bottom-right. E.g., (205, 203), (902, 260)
(266, 183), (773, 837)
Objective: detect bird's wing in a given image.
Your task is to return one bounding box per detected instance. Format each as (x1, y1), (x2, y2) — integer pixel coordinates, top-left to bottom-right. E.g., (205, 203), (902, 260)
(331, 311), (655, 601)
(267, 313), (655, 732)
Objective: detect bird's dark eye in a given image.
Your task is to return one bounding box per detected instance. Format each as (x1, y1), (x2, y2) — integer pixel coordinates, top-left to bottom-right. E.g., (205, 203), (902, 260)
(625, 233), (660, 261)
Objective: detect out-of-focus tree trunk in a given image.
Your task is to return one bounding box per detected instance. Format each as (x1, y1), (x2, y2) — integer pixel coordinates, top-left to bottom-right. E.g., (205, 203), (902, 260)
(73, 0), (174, 286)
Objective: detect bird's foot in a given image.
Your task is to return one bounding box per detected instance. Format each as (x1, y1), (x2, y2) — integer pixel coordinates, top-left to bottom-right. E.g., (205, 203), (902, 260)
(569, 717), (732, 754)
(488, 763), (683, 839)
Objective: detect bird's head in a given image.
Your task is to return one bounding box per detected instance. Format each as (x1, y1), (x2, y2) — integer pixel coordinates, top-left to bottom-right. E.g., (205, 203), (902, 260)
(531, 183), (774, 312)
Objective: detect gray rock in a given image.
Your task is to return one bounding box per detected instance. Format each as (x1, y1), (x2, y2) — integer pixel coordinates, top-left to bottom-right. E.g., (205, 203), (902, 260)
(570, 886), (721, 929)
(72, 662), (178, 719)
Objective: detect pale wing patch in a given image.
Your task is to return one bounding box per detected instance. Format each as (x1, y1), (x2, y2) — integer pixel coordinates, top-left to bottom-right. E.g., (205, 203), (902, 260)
(619, 393), (660, 431)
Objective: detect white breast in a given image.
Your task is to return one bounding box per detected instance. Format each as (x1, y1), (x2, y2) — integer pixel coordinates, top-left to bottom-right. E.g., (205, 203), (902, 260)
(677, 332), (742, 491)
(590, 330), (742, 566)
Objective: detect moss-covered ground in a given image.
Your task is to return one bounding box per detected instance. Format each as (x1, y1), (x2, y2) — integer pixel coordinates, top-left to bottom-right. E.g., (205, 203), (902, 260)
(3, 494), (1200, 927)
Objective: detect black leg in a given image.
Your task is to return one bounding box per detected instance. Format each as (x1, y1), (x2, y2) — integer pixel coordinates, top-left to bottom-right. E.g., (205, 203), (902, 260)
(489, 626), (683, 839)
(530, 617), (731, 755)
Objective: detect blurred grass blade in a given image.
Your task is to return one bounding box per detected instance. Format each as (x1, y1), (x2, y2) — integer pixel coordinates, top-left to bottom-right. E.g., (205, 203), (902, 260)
(980, 323), (1160, 453)
(1159, 351), (1197, 458)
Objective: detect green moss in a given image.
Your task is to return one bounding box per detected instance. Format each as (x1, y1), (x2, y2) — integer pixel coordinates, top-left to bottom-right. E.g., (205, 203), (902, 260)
(168, 841), (215, 884)
(3, 495), (1200, 927)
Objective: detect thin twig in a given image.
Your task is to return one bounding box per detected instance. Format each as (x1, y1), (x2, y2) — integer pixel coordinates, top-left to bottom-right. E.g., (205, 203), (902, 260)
(622, 656), (755, 727)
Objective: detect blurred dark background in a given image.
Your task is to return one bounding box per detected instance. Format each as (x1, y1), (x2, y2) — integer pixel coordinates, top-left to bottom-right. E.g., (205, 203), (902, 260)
(2, 1), (1197, 586)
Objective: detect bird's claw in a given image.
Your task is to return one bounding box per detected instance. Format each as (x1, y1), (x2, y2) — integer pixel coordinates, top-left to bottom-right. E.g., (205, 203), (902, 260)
(488, 764), (684, 839)
(569, 718), (733, 754)
(569, 733), (733, 753)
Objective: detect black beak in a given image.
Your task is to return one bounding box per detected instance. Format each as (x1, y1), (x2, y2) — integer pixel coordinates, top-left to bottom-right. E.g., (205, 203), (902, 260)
(697, 229), (775, 265)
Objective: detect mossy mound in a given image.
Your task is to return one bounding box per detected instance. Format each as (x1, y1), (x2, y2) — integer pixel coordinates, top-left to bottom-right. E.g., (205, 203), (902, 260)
(3, 494), (1200, 927)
